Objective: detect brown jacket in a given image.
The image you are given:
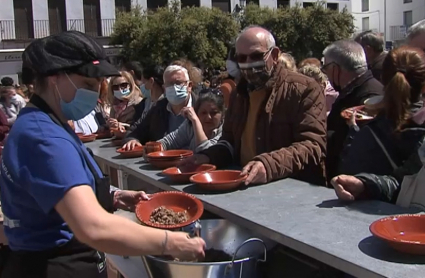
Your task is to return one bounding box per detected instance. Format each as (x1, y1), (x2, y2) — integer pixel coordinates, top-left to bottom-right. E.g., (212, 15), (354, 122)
(110, 95), (142, 125)
(202, 62), (327, 186)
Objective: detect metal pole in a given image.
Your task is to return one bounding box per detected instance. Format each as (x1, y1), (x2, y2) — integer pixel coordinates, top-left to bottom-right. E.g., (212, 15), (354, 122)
(384, 0), (387, 41)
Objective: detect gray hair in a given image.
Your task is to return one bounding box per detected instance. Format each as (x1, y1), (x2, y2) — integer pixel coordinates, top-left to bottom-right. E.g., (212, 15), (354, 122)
(163, 65), (190, 81)
(407, 19), (425, 43)
(354, 30), (384, 53)
(323, 40), (367, 73)
(236, 25), (276, 49)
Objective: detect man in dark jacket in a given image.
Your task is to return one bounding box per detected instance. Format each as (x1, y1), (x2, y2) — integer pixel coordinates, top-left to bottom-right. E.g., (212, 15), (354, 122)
(180, 26), (327, 186)
(354, 30), (387, 83)
(322, 40), (383, 181)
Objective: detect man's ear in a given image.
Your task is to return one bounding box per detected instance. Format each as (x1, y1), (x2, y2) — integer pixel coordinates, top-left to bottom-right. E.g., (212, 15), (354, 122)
(271, 47), (280, 62)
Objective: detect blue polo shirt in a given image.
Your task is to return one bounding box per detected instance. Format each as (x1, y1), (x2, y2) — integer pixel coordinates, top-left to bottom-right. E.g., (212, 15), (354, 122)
(0, 107), (103, 251)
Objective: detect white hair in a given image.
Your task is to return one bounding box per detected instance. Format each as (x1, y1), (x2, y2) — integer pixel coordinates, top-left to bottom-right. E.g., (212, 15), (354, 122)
(323, 40), (367, 73)
(163, 65), (190, 81)
(407, 19), (425, 43)
(236, 25), (276, 49)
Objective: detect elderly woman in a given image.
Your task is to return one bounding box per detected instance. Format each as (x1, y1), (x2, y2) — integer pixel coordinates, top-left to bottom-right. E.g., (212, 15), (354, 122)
(123, 65), (196, 150)
(107, 71), (142, 130)
(0, 86), (21, 126)
(158, 88), (224, 153)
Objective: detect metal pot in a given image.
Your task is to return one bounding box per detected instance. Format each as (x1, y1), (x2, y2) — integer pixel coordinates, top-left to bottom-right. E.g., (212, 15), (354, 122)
(142, 219), (276, 278)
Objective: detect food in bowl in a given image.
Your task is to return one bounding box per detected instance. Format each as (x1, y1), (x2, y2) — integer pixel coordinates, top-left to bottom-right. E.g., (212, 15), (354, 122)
(150, 206), (188, 225)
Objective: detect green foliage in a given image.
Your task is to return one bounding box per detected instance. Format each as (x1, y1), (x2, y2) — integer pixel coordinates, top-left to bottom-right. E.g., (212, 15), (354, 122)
(241, 1), (355, 61)
(111, 0), (355, 67)
(111, 1), (239, 68)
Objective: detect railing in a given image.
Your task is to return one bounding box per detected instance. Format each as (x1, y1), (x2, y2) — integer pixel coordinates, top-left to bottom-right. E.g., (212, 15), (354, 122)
(0, 18), (116, 41)
(389, 25), (412, 41)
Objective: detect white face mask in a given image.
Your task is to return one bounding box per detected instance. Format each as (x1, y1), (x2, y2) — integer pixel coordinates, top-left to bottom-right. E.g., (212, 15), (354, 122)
(226, 60), (240, 79)
(10, 95), (19, 101)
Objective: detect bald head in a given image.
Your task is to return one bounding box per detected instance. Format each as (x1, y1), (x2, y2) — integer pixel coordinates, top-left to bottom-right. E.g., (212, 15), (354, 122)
(235, 26), (276, 57)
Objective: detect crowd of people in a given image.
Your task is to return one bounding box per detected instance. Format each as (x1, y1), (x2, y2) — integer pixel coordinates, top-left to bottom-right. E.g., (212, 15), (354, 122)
(1, 16), (425, 277)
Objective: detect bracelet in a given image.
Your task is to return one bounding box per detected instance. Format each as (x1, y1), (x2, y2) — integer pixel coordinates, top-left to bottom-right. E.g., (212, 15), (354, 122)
(161, 231), (168, 255)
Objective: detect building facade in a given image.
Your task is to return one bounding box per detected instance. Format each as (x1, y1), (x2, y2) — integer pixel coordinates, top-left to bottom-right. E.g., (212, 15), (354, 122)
(351, 0), (425, 43)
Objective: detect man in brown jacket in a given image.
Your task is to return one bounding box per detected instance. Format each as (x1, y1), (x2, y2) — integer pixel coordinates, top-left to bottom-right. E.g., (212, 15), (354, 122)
(182, 26), (327, 186)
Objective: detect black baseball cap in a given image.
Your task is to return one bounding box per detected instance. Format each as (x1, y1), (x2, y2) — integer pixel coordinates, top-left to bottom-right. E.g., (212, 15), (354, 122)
(22, 31), (120, 83)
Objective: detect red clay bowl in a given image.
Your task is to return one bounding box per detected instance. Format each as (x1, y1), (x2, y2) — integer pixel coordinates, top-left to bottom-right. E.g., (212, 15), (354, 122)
(370, 214), (425, 255)
(148, 157), (187, 170)
(135, 191), (204, 229)
(145, 142), (163, 154)
(96, 130), (113, 139)
(162, 164), (216, 184)
(147, 150), (194, 160)
(78, 134), (97, 143)
(190, 170), (247, 191)
(341, 105), (374, 122)
(116, 146), (144, 158)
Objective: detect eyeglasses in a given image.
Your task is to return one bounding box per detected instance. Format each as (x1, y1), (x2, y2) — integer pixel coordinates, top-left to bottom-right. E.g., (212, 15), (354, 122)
(111, 82), (129, 90)
(235, 48), (273, 63)
(164, 80), (189, 88)
(320, 62), (337, 73)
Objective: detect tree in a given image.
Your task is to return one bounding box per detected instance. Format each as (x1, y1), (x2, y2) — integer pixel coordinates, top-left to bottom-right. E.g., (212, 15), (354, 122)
(240, 1), (355, 61)
(111, 1), (240, 68)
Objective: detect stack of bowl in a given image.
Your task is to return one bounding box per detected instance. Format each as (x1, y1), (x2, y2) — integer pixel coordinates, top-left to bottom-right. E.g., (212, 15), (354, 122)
(78, 134), (97, 143)
(147, 150), (193, 169)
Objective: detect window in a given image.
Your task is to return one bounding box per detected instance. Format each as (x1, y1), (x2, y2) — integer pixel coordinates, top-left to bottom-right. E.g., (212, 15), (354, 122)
(13, 0), (34, 39)
(362, 17), (369, 31)
(404, 0), (412, 3)
(115, 0), (131, 14)
(212, 0), (231, 12)
(277, 0), (290, 8)
(404, 10), (413, 26)
(362, 0), (369, 12)
(303, 2), (314, 8)
(48, 0), (66, 35)
(181, 0), (200, 8)
(147, 0), (168, 11)
(83, 0), (101, 37)
(327, 3), (338, 11)
(247, 0), (260, 5)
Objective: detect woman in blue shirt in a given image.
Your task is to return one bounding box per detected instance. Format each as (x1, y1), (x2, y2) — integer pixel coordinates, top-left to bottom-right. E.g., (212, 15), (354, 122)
(0, 31), (205, 278)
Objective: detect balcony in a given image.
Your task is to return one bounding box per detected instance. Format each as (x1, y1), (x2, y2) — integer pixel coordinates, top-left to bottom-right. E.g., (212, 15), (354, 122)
(0, 18), (116, 41)
(389, 25), (412, 41)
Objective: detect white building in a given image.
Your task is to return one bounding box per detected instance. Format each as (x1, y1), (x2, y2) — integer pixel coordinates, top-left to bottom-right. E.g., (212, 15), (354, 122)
(351, 0), (425, 43)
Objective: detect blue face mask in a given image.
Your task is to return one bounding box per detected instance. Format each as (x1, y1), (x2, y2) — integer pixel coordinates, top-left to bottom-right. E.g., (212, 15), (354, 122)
(140, 84), (151, 99)
(165, 85), (188, 105)
(58, 74), (99, 121)
(114, 88), (131, 100)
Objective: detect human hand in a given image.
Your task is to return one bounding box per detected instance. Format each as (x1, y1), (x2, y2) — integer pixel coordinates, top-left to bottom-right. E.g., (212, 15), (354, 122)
(165, 231), (206, 261)
(347, 110), (357, 127)
(118, 124), (126, 133)
(114, 190), (151, 211)
(181, 107), (199, 123)
(331, 175), (365, 201)
(177, 154), (210, 168)
(108, 118), (119, 128)
(241, 161), (267, 185)
(123, 139), (142, 151)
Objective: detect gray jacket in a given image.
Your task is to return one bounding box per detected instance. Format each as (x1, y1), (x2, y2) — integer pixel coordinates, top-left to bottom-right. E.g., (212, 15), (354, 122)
(158, 120), (222, 153)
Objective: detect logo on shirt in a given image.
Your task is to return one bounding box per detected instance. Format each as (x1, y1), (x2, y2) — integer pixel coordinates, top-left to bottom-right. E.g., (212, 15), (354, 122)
(1, 159), (13, 183)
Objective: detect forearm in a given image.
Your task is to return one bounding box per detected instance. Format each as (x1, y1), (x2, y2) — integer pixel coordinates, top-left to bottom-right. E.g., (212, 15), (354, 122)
(83, 212), (167, 256)
(192, 119), (208, 147)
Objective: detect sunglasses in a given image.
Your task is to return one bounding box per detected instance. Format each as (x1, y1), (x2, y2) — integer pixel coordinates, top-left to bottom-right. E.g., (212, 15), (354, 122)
(235, 48), (273, 63)
(112, 82), (129, 90)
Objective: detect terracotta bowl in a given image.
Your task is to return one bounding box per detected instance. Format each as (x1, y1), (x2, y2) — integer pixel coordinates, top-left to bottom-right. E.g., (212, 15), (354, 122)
(111, 128), (127, 139)
(190, 170), (247, 191)
(145, 142), (163, 154)
(111, 139), (123, 147)
(79, 134), (97, 143)
(147, 150), (194, 160)
(76, 132), (84, 136)
(370, 214), (425, 255)
(116, 145), (144, 158)
(135, 191), (204, 229)
(341, 105), (375, 122)
(96, 130), (113, 139)
(162, 164), (216, 184)
(148, 157), (187, 170)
